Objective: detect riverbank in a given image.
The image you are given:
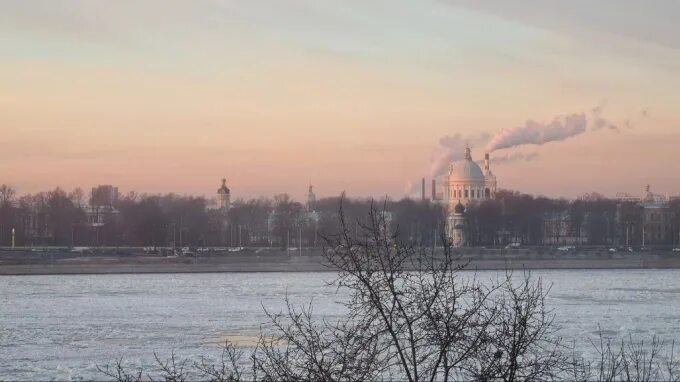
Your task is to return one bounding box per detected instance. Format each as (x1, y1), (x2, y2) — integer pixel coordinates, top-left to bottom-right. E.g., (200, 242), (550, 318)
(2, 247), (680, 275)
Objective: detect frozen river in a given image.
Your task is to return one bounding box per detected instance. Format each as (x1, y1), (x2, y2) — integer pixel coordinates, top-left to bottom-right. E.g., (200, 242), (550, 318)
(2, 270), (680, 380)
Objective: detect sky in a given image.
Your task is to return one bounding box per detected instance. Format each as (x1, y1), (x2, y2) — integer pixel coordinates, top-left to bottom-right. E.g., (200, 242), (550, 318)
(1, 0), (679, 201)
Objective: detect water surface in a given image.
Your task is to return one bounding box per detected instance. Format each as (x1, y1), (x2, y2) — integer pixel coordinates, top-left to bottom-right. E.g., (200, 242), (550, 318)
(2, 270), (680, 380)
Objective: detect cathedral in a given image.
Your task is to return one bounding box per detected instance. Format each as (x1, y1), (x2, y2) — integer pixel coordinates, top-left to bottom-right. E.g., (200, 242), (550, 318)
(438, 146), (498, 246)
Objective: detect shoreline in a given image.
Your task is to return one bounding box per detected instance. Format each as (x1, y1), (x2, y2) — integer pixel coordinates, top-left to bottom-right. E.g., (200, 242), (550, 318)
(2, 250), (680, 275)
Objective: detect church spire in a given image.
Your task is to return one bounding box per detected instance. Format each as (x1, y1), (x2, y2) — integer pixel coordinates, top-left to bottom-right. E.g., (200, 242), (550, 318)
(464, 145), (472, 161)
(307, 183), (316, 212)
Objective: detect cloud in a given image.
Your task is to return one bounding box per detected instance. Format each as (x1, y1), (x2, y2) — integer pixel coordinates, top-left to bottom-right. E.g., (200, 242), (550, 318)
(447, 1), (680, 52)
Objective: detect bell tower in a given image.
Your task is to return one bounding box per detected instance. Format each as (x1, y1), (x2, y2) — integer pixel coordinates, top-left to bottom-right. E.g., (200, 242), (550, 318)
(307, 184), (317, 212)
(217, 178), (231, 211)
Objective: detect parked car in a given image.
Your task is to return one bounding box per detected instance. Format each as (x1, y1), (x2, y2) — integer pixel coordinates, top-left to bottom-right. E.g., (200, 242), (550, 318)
(608, 248), (617, 253)
(672, 248), (680, 252)
(505, 243), (521, 249)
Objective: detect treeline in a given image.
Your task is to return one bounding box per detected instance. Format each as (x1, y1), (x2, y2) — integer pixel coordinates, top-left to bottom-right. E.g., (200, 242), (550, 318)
(1, 184), (679, 248)
(0, 185), (444, 248)
(99, 204), (680, 382)
(466, 190), (617, 246)
(467, 190), (680, 246)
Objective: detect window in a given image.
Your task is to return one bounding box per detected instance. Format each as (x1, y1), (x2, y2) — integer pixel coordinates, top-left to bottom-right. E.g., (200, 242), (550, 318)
(464, 189), (468, 198)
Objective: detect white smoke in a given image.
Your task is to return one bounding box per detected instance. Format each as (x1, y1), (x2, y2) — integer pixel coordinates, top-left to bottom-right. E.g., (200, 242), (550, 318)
(591, 102), (619, 132)
(490, 152), (539, 165)
(404, 179), (416, 196)
(485, 113), (587, 153)
(429, 104), (623, 177)
(429, 132), (489, 177)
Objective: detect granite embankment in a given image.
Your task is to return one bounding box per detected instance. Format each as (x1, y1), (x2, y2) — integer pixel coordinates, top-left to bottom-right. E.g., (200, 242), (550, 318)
(2, 247), (680, 275)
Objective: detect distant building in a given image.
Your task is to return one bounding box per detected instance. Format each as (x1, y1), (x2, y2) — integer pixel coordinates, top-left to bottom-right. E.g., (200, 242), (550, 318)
(90, 185), (118, 207)
(306, 184), (316, 212)
(305, 184), (320, 227)
(616, 185), (674, 246)
(266, 185), (322, 247)
(435, 146), (498, 246)
(542, 211), (589, 245)
(86, 185), (119, 227)
(446, 201), (467, 247)
(438, 146), (497, 208)
(217, 178), (231, 211)
(640, 185), (673, 245)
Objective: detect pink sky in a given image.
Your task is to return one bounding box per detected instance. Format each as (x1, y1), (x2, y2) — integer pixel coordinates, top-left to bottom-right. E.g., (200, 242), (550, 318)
(1, 1), (679, 201)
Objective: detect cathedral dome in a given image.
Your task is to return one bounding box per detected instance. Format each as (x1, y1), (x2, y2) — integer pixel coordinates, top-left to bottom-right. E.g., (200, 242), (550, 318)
(448, 160), (485, 182)
(448, 147), (485, 183)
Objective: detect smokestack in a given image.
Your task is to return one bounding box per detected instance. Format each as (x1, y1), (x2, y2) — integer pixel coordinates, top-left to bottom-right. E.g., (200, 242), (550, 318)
(431, 179), (436, 201)
(421, 178), (425, 201)
(485, 153), (490, 172)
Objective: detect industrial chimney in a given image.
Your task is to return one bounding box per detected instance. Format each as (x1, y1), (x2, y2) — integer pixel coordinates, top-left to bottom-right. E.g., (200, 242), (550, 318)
(421, 178), (426, 201)
(431, 179), (436, 201)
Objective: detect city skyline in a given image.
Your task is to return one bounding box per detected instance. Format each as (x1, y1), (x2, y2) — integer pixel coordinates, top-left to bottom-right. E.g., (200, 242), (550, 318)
(2, 1), (679, 200)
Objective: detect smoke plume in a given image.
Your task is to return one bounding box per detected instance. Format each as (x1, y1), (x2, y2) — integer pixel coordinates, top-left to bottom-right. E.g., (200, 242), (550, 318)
(591, 103), (619, 132)
(428, 104), (624, 177)
(490, 152), (539, 165)
(485, 113), (586, 153)
(429, 132), (489, 177)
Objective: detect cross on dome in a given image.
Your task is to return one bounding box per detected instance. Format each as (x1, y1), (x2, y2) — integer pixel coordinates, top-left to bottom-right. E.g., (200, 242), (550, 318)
(464, 145), (472, 161)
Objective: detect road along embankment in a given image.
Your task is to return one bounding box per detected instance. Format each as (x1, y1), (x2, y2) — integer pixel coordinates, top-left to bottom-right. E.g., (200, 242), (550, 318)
(2, 248), (680, 275)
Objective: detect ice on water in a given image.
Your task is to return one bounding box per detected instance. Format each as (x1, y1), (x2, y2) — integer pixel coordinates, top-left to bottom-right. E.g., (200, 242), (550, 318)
(2, 270), (680, 381)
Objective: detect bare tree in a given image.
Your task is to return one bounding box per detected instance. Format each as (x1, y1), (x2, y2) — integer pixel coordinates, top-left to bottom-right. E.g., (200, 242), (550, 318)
(99, 201), (678, 382)
(252, 297), (385, 381)
(195, 341), (249, 382)
(0, 184), (16, 206)
(97, 358), (144, 382)
(310, 201), (565, 381)
(566, 331), (680, 382)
